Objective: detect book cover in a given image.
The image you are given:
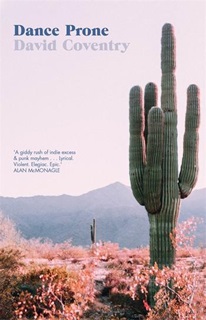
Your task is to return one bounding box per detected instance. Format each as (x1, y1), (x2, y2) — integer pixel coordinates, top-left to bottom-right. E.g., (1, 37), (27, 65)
(0, 1), (205, 318)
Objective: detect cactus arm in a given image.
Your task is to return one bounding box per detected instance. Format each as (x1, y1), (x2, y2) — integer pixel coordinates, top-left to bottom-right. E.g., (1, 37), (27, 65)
(144, 107), (163, 214)
(161, 23), (179, 204)
(178, 85), (200, 198)
(161, 23), (176, 114)
(144, 82), (158, 145)
(129, 86), (146, 205)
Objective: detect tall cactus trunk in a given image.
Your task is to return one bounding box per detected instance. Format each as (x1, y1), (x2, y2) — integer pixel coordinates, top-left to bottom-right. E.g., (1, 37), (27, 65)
(148, 203), (179, 268)
(129, 23), (200, 304)
(148, 24), (181, 269)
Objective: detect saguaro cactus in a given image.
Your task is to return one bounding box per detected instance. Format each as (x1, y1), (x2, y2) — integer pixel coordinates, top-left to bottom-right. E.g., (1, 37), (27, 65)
(90, 218), (96, 244)
(129, 23), (200, 269)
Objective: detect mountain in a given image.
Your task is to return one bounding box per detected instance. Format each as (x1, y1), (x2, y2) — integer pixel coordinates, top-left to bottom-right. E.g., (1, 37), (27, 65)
(0, 182), (205, 248)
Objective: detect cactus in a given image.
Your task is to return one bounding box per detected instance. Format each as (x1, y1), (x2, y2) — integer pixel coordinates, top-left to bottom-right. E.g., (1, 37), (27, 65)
(129, 23), (200, 270)
(90, 218), (96, 244)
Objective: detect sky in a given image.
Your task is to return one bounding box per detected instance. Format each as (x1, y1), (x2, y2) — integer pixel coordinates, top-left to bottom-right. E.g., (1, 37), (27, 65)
(0, 0), (205, 197)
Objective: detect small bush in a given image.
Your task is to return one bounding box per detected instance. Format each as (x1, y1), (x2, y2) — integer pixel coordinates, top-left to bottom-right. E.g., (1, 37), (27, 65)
(0, 247), (24, 319)
(92, 241), (120, 261)
(0, 212), (22, 248)
(14, 263), (95, 319)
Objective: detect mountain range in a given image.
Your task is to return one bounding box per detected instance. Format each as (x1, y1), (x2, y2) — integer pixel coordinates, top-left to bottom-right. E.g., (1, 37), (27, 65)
(0, 182), (205, 248)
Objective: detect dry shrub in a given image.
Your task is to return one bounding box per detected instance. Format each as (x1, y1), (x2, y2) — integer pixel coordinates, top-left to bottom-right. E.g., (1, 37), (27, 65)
(146, 262), (206, 320)
(116, 247), (149, 266)
(21, 238), (59, 260)
(57, 244), (90, 261)
(14, 263), (95, 319)
(103, 253), (206, 320)
(92, 241), (120, 261)
(0, 212), (22, 248)
(100, 218), (206, 319)
(22, 238), (88, 261)
(171, 217), (203, 257)
(0, 247), (24, 319)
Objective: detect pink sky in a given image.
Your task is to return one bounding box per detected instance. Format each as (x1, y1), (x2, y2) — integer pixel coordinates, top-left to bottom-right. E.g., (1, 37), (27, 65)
(0, 0), (205, 196)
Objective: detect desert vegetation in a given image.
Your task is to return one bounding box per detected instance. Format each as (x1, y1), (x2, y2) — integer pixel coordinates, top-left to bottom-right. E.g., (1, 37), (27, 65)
(0, 212), (205, 319)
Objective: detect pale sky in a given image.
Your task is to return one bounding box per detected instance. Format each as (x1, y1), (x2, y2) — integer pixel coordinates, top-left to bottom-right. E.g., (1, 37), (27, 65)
(0, 0), (205, 197)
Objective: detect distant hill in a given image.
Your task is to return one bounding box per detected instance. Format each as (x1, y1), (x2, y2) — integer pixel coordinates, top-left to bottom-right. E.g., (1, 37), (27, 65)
(0, 182), (205, 248)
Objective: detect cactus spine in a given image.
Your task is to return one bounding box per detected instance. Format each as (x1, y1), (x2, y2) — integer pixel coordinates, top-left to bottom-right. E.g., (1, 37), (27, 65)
(129, 23), (200, 269)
